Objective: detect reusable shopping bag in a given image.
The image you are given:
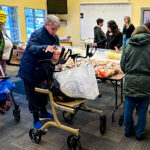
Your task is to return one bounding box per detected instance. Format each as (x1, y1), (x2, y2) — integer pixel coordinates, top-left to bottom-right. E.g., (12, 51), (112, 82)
(55, 65), (99, 100)
(0, 79), (15, 100)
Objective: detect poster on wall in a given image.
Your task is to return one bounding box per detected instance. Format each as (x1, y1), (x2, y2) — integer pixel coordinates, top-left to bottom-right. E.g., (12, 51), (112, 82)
(144, 10), (150, 23)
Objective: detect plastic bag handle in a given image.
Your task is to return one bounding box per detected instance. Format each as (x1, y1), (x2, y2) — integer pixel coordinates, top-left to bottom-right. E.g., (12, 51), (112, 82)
(63, 49), (72, 61)
(57, 48), (72, 65)
(87, 44), (97, 57)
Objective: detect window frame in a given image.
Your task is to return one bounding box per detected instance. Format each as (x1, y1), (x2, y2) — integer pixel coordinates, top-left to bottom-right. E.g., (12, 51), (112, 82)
(24, 8), (46, 41)
(141, 7), (150, 24)
(0, 5), (21, 43)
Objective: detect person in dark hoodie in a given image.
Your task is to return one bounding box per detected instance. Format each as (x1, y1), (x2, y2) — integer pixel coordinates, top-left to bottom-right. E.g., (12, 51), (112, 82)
(120, 25), (150, 141)
(93, 18), (106, 48)
(19, 15), (60, 129)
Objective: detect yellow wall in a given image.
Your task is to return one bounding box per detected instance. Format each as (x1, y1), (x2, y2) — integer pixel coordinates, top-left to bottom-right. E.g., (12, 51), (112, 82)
(1, 0), (150, 46)
(0, 0), (82, 46)
(0, 0), (47, 42)
(81, 0), (128, 2)
(57, 0), (81, 46)
(131, 0), (150, 27)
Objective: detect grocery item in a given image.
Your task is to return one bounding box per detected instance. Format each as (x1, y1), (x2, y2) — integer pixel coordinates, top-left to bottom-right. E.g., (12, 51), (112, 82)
(95, 66), (120, 78)
(75, 49), (84, 55)
(98, 70), (113, 78)
(115, 53), (121, 60)
(61, 58), (121, 78)
(106, 51), (116, 59)
(106, 51), (121, 60)
(55, 65), (99, 100)
(52, 50), (61, 63)
(92, 60), (120, 78)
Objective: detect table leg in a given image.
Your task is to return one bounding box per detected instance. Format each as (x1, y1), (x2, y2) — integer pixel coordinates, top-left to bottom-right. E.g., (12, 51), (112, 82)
(115, 81), (118, 109)
(121, 79), (123, 103)
(112, 81), (118, 122)
(118, 79), (125, 126)
(98, 77), (124, 123)
(97, 79), (103, 98)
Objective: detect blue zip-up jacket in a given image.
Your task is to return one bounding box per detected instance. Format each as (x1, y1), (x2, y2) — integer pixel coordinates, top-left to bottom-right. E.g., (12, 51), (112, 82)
(18, 26), (59, 84)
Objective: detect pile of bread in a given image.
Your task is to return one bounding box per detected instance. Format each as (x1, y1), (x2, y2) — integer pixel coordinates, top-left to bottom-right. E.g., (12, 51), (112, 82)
(89, 60), (122, 78)
(106, 51), (121, 60)
(60, 58), (122, 78)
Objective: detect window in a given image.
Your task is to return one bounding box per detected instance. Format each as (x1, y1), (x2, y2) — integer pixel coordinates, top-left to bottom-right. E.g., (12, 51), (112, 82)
(25, 8), (45, 40)
(0, 6), (20, 43)
(141, 8), (150, 24)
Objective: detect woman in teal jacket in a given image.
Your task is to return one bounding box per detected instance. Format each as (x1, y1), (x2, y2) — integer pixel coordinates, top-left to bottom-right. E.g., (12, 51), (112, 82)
(121, 25), (150, 141)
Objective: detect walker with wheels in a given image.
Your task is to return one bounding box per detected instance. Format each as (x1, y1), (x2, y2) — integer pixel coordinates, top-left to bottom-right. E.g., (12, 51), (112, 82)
(0, 65), (21, 121)
(29, 46), (106, 150)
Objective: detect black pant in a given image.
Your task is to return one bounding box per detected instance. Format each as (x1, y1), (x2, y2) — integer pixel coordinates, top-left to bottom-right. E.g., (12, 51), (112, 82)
(23, 80), (48, 113)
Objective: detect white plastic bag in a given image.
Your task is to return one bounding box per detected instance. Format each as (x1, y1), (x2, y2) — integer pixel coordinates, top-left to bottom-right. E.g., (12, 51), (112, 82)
(55, 65), (99, 100)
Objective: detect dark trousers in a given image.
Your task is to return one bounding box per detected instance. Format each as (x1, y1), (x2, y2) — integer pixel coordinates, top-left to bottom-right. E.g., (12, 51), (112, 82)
(23, 80), (48, 113)
(124, 96), (149, 137)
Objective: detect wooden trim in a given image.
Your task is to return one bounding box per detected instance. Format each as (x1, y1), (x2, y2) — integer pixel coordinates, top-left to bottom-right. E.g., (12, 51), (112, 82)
(60, 41), (72, 46)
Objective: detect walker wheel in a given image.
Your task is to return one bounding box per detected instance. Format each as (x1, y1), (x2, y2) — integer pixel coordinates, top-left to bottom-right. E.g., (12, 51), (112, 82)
(63, 111), (74, 122)
(67, 134), (82, 150)
(13, 108), (20, 121)
(98, 93), (102, 98)
(100, 115), (106, 135)
(29, 128), (41, 144)
(118, 115), (124, 127)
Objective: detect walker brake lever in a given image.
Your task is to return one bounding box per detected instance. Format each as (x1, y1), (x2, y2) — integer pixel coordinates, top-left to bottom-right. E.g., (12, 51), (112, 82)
(56, 47), (65, 65)
(58, 48), (72, 65)
(63, 49), (72, 61)
(86, 44), (97, 58)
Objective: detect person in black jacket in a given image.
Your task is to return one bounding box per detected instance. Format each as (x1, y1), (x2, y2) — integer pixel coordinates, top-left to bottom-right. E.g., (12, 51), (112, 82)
(19, 15), (60, 129)
(93, 18), (106, 48)
(106, 20), (123, 52)
(122, 16), (135, 50)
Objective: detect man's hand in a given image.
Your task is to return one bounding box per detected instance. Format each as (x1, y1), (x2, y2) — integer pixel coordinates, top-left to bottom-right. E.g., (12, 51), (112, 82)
(91, 43), (97, 47)
(45, 45), (55, 53)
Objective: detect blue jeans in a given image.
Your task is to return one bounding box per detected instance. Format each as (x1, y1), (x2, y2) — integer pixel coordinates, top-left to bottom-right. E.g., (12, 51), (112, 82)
(124, 96), (149, 137)
(122, 34), (130, 50)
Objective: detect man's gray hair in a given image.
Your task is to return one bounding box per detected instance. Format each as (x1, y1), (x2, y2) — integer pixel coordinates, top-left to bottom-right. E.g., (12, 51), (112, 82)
(45, 15), (60, 28)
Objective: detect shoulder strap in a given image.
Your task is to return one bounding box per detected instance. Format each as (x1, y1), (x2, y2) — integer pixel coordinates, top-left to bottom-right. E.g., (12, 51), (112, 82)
(0, 31), (5, 59)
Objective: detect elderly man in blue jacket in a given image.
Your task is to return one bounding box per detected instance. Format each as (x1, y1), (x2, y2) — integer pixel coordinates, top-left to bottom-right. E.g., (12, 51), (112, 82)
(19, 15), (60, 129)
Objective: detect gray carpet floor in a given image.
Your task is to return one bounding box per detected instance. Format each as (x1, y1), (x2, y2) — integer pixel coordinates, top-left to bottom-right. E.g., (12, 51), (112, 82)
(0, 76), (150, 150)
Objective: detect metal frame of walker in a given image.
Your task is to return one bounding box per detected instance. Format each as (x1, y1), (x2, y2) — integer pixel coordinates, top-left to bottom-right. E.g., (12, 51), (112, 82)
(29, 46), (106, 149)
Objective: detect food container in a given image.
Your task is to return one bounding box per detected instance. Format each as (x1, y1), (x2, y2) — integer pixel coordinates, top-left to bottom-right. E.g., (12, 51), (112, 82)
(52, 50), (61, 63)
(106, 51), (121, 60)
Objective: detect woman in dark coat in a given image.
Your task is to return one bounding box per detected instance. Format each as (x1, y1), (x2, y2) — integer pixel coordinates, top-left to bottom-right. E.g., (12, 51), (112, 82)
(19, 15), (60, 129)
(106, 20), (123, 52)
(122, 16), (135, 50)
(121, 25), (150, 141)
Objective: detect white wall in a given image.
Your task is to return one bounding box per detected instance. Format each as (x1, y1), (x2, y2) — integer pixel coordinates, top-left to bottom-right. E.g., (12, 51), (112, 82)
(80, 2), (132, 39)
